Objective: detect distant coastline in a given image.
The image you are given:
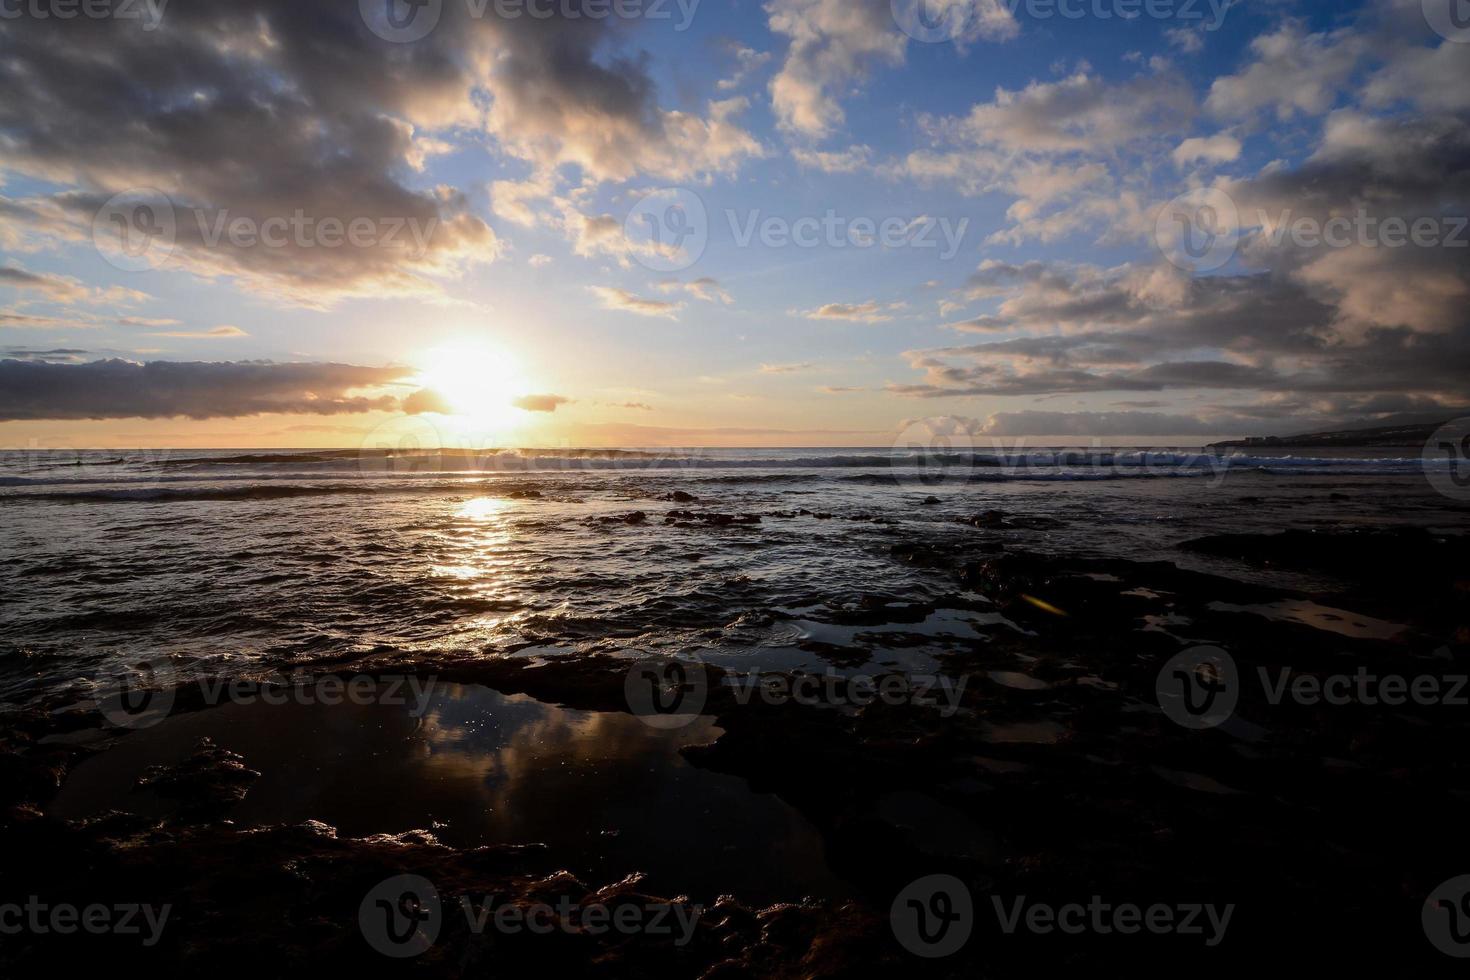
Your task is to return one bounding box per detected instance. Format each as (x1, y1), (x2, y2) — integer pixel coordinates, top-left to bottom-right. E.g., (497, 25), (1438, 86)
(1208, 418), (1457, 451)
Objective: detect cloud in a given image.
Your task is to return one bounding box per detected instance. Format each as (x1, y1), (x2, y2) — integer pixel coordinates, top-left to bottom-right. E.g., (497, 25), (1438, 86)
(0, 265), (147, 306)
(760, 362), (814, 374)
(1172, 132), (1242, 167)
(764, 0), (1020, 141)
(1, 347), (89, 363)
(820, 385), (865, 393)
(940, 67), (1195, 155)
(1205, 24), (1365, 121)
(491, 176), (556, 228)
(800, 300), (895, 323)
(966, 410), (1240, 436)
(145, 325), (249, 339)
(0, 2), (768, 308)
(0, 311), (98, 330)
(562, 206), (684, 268)
(717, 44), (774, 92)
(528, 254), (553, 268)
(1165, 27), (1204, 54)
(590, 286), (683, 319)
(401, 389), (455, 416)
(792, 145), (873, 174)
(479, 6), (764, 182)
(512, 393), (573, 413)
(1362, 35), (1470, 114)
(657, 277), (733, 304)
(0, 4), (502, 307)
(894, 256), (1468, 409)
(891, 66), (1189, 243)
(0, 266), (88, 302)
(765, 0), (908, 140)
(0, 359), (411, 420)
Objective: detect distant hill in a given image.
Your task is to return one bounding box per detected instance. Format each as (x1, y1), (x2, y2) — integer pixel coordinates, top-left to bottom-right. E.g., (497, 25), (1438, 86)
(1208, 416), (1462, 450)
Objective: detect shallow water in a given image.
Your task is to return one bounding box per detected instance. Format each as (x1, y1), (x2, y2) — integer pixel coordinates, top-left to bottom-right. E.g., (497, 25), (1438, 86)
(49, 682), (847, 904)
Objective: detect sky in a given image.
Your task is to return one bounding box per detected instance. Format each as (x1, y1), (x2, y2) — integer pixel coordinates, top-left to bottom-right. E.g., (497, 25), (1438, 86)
(0, 0), (1466, 449)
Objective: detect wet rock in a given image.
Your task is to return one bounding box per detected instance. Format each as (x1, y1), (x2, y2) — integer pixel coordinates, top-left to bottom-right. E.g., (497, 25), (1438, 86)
(666, 510), (761, 527)
(595, 511), (648, 525)
(959, 554), (1047, 598)
(660, 491), (700, 503)
(957, 510), (1006, 529)
(135, 737), (259, 819)
(921, 496), (940, 505)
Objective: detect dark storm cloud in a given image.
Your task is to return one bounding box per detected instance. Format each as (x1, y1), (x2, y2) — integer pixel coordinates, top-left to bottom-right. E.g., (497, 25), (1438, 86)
(0, 3), (742, 307)
(0, 4), (497, 302)
(0, 1), (756, 305)
(904, 261), (1468, 405)
(0, 359), (413, 420)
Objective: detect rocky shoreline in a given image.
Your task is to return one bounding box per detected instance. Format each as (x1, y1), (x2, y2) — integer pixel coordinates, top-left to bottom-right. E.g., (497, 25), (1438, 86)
(3, 524), (1467, 974)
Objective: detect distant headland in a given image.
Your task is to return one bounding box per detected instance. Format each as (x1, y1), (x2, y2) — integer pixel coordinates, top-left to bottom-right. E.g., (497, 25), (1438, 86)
(1208, 416), (1462, 451)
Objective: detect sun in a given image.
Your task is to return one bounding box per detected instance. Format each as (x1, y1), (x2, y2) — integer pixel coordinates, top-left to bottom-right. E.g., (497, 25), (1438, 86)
(414, 342), (531, 431)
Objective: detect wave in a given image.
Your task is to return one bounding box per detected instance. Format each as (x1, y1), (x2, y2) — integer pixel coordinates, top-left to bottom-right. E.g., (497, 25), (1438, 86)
(3, 482), (532, 504)
(5, 449), (1439, 476)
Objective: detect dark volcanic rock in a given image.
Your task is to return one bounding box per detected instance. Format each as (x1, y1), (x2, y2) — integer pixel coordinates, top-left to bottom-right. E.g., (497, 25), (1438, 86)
(134, 737), (259, 819)
(959, 554), (1047, 598)
(666, 510), (761, 527)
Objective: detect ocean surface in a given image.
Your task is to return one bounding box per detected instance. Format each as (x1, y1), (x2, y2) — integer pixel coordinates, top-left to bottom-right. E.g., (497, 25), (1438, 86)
(2, 445), (1466, 710)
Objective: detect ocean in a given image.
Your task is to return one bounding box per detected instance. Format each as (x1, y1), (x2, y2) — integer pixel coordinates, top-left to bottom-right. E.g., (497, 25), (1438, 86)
(2, 445), (1463, 709)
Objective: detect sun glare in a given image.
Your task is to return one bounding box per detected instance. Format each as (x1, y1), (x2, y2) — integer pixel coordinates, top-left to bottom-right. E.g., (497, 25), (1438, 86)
(415, 342), (531, 431)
